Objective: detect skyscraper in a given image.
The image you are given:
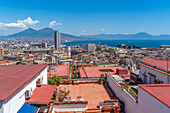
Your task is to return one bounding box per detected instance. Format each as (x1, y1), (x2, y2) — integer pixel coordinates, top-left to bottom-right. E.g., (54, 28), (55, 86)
(54, 31), (61, 50)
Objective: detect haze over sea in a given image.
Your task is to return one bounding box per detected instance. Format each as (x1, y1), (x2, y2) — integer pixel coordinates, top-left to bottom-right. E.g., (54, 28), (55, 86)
(63, 40), (170, 48)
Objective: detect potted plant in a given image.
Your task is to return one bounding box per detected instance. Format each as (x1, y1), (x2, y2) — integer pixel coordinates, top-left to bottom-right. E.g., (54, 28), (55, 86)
(99, 74), (106, 84)
(56, 88), (70, 102)
(72, 80), (74, 85)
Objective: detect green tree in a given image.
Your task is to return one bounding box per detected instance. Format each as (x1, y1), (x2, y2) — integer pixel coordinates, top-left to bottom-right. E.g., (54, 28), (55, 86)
(49, 73), (51, 79)
(48, 75), (62, 85)
(56, 76), (62, 83)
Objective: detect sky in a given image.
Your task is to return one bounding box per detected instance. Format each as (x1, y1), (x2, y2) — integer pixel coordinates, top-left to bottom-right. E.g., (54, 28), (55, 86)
(0, 0), (170, 36)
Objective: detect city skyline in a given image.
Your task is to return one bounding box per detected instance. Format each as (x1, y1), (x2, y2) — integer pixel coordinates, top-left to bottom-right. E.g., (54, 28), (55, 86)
(1, 0), (170, 36)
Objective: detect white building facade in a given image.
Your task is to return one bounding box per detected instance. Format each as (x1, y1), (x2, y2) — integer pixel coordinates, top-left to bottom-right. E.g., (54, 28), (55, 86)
(0, 66), (47, 113)
(138, 85), (170, 113)
(106, 72), (170, 113)
(139, 61), (170, 84)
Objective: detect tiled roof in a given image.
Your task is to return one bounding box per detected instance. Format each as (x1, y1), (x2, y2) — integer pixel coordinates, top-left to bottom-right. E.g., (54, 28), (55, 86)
(26, 85), (56, 104)
(0, 64), (47, 101)
(140, 60), (170, 71)
(90, 59), (101, 62)
(139, 84), (170, 108)
(78, 63), (94, 66)
(78, 67), (87, 78)
(78, 66), (130, 78)
(48, 64), (70, 78)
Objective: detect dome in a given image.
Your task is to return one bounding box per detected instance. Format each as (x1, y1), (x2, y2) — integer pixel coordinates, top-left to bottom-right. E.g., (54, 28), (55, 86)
(119, 57), (134, 67)
(118, 57), (136, 71)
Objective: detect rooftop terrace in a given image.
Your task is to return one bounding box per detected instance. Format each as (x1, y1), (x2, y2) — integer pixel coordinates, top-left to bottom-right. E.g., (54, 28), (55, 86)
(78, 66), (130, 78)
(48, 64), (70, 79)
(58, 84), (111, 109)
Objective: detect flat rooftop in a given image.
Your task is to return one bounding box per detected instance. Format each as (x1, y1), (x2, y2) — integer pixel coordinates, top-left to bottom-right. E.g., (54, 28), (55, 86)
(78, 66), (130, 78)
(48, 64), (70, 78)
(139, 84), (170, 108)
(0, 64), (47, 101)
(58, 84), (111, 109)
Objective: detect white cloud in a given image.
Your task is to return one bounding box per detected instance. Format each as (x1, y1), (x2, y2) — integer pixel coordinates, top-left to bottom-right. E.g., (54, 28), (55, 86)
(0, 17), (39, 30)
(0, 23), (26, 29)
(49, 21), (62, 27)
(101, 28), (104, 31)
(17, 17), (39, 27)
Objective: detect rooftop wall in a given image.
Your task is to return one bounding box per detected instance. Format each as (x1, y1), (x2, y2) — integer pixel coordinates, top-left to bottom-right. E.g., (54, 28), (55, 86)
(106, 72), (138, 113)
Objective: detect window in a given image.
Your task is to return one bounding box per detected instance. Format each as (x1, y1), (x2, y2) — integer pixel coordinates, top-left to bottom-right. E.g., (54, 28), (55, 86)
(124, 79), (130, 83)
(149, 75), (156, 84)
(144, 76), (147, 84)
(143, 71), (147, 83)
(36, 77), (43, 86)
(148, 72), (156, 84)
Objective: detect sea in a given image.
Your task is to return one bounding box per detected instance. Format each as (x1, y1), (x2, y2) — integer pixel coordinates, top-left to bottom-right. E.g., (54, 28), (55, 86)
(62, 40), (170, 48)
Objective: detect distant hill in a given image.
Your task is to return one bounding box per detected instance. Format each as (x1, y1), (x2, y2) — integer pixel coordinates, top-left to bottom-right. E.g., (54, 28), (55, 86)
(81, 32), (170, 40)
(1, 28), (170, 41)
(1, 28), (84, 41)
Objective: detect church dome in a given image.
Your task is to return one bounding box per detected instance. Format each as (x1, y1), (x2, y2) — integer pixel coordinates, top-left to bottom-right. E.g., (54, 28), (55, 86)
(119, 57), (135, 67)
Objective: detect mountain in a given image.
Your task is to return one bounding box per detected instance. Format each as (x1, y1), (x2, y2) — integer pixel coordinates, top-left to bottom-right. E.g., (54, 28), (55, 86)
(81, 32), (170, 40)
(1, 28), (170, 41)
(2, 28), (84, 41)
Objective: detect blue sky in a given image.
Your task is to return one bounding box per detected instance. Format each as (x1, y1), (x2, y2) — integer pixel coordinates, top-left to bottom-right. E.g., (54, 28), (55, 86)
(0, 0), (170, 36)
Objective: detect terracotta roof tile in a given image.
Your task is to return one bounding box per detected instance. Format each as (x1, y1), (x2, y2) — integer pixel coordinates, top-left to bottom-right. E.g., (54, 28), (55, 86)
(26, 85), (56, 104)
(141, 60), (170, 71)
(78, 66), (130, 78)
(0, 64), (47, 101)
(139, 84), (170, 108)
(48, 64), (70, 78)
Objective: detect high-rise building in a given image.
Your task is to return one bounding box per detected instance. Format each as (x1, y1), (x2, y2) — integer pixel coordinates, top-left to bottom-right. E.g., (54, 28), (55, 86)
(54, 31), (61, 50)
(42, 42), (47, 48)
(81, 43), (96, 53)
(0, 47), (4, 59)
(65, 46), (71, 57)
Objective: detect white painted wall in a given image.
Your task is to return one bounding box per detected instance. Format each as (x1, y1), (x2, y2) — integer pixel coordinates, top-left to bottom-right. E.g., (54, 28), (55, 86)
(0, 101), (3, 113)
(140, 65), (168, 84)
(106, 73), (138, 113)
(138, 87), (170, 113)
(2, 67), (47, 113)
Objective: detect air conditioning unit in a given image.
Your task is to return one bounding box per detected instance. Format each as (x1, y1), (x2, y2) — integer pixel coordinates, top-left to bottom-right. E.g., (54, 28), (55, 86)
(36, 77), (43, 86)
(25, 90), (31, 99)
